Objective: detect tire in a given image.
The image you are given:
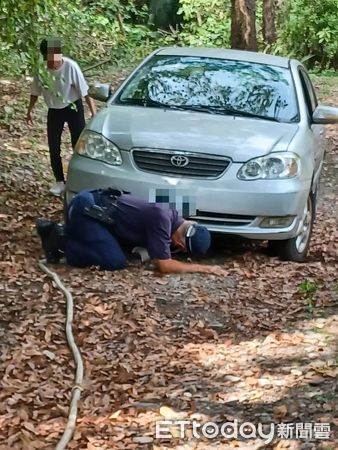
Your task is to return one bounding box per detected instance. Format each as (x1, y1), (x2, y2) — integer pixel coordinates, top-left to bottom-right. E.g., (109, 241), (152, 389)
(268, 193), (315, 262)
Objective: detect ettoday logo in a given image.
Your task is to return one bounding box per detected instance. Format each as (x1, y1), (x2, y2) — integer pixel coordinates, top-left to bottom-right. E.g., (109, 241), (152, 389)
(155, 420), (331, 444)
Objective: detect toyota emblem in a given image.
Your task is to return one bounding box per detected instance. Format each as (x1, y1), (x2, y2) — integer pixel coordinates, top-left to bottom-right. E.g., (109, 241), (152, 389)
(170, 155), (189, 167)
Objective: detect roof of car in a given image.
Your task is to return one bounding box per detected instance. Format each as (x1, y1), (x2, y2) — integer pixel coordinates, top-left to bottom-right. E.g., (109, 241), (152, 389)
(155, 47), (291, 68)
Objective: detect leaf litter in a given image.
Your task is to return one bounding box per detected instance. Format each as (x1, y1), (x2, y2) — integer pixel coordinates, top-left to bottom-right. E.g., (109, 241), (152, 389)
(0, 76), (337, 449)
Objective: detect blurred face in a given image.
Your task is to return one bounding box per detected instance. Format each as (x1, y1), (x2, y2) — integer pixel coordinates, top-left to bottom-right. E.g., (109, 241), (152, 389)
(46, 48), (62, 70)
(171, 229), (187, 252)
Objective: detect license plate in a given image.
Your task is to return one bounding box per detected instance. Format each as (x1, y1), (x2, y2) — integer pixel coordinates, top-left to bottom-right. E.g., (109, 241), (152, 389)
(148, 188), (197, 218)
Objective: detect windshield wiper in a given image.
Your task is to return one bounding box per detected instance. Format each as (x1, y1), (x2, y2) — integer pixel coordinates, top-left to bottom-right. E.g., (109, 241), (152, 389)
(170, 104), (280, 121)
(119, 98), (281, 122)
(204, 105), (281, 122)
(144, 98), (189, 111)
(118, 97), (186, 111)
(170, 104), (216, 114)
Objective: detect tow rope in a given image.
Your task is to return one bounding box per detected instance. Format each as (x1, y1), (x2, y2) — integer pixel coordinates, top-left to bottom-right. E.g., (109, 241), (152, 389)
(38, 259), (84, 450)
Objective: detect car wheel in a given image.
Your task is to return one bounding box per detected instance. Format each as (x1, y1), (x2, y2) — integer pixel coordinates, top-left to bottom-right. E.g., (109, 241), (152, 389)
(268, 193), (315, 262)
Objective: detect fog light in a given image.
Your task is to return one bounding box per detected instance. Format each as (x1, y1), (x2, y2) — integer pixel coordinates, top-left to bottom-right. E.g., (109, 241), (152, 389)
(260, 216), (295, 228)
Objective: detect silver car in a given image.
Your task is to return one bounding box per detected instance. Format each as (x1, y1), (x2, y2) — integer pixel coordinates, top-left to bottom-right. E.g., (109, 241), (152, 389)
(65, 47), (338, 261)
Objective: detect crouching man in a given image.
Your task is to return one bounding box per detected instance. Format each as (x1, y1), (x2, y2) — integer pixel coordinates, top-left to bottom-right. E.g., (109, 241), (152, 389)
(37, 189), (226, 276)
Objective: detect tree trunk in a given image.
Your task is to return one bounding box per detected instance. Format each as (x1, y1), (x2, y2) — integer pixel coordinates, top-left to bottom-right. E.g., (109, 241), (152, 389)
(263, 0), (276, 44)
(231, 0), (258, 51)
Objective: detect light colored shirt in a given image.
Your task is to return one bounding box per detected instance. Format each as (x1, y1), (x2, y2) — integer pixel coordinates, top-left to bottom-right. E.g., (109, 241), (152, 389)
(31, 57), (89, 109)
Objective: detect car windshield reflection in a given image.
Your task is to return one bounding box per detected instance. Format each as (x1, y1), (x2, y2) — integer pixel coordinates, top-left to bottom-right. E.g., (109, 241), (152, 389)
(116, 56), (299, 123)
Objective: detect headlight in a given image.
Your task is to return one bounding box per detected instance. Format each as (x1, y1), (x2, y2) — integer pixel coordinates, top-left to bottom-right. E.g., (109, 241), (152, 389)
(76, 130), (122, 165)
(237, 152), (300, 180)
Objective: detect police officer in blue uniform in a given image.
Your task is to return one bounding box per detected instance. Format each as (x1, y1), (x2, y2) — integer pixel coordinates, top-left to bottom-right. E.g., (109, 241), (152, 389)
(37, 189), (226, 276)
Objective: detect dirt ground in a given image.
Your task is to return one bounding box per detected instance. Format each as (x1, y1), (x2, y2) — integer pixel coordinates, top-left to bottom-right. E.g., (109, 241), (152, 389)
(0, 72), (337, 450)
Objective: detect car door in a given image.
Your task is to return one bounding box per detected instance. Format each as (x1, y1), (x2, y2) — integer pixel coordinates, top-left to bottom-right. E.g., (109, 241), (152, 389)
(298, 68), (325, 189)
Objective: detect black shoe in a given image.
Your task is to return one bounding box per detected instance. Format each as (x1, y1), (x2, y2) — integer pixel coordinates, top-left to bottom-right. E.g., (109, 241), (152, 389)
(36, 218), (65, 263)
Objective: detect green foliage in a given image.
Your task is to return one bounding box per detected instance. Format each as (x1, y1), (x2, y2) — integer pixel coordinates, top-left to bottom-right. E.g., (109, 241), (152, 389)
(298, 280), (318, 296)
(274, 0), (338, 69)
(298, 280), (318, 314)
(173, 0), (338, 69)
(0, 0), (152, 77)
(0, 0), (82, 76)
(1, 0), (338, 77)
(171, 0), (231, 47)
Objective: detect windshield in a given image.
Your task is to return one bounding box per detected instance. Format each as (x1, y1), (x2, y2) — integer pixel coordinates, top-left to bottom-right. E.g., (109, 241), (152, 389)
(116, 55), (299, 123)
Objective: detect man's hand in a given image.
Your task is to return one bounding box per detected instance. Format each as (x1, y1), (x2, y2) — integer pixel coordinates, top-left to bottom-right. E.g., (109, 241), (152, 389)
(203, 265), (228, 276)
(25, 112), (34, 125)
(154, 258), (227, 276)
(85, 95), (97, 118)
(26, 95), (38, 125)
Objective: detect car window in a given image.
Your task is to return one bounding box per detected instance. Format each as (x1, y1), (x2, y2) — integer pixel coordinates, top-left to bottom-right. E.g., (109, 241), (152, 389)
(299, 68), (318, 115)
(116, 56), (299, 123)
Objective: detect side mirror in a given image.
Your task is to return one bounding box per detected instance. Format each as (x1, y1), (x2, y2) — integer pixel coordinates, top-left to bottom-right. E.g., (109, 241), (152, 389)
(88, 83), (112, 102)
(312, 105), (338, 124)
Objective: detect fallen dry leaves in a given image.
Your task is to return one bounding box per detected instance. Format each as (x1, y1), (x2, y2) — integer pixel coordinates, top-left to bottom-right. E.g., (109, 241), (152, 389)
(0, 78), (337, 449)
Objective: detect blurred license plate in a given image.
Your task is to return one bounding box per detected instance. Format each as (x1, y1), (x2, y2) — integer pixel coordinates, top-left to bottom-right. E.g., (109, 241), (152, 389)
(149, 188), (196, 218)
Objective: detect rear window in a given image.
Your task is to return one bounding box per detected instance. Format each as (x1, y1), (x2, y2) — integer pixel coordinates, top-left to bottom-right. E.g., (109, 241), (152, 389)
(116, 55), (299, 123)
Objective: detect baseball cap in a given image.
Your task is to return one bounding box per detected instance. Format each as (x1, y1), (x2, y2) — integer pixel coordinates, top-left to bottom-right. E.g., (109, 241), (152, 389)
(185, 224), (211, 257)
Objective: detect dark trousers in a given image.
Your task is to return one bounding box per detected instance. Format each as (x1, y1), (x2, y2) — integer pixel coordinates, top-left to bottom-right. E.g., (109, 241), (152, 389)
(47, 98), (85, 182)
(66, 191), (127, 271)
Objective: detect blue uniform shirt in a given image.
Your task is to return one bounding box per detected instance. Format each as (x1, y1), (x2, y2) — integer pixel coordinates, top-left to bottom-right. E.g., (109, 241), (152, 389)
(113, 195), (184, 260)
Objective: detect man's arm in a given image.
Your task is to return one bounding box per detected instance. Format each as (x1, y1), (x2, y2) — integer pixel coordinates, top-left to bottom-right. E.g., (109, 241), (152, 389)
(72, 62), (97, 117)
(26, 95), (38, 125)
(145, 208), (226, 275)
(154, 258), (227, 276)
(84, 95), (96, 117)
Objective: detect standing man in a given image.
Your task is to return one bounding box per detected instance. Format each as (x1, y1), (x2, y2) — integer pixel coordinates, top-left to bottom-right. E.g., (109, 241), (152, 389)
(26, 37), (96, 196)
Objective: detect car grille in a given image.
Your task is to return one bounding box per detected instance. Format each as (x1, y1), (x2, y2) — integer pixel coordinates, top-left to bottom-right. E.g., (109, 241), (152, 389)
(190, 210), (256, 226)
(132, 149), (230, 178)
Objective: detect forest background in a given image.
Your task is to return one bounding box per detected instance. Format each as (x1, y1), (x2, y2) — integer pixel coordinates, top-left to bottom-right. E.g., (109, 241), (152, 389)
(1, 0), (337, 78)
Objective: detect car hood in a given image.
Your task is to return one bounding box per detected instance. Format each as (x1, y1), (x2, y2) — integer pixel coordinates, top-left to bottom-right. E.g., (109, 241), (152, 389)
(88, 105), (298, 162)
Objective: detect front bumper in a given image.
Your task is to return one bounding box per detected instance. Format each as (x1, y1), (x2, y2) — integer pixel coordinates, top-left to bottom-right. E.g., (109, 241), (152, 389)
(65, 152), (311, 241)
